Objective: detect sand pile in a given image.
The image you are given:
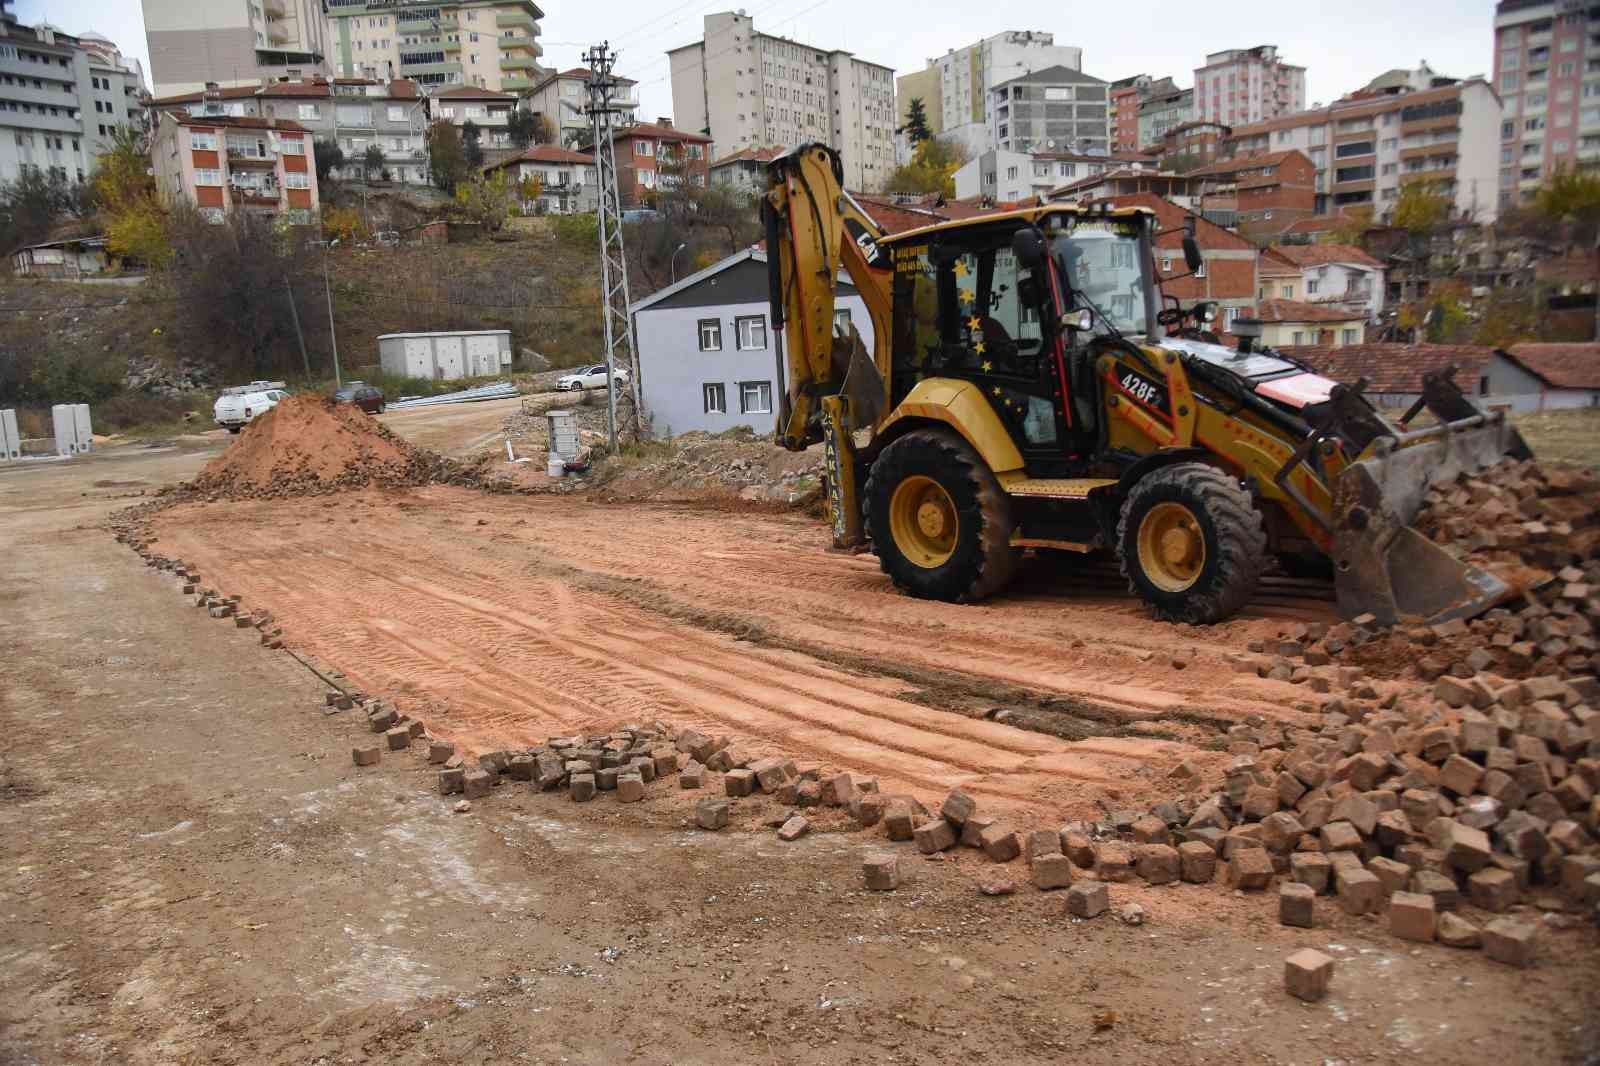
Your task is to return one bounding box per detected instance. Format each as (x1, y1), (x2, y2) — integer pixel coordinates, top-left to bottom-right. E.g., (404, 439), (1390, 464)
(189, 395), (457, 499)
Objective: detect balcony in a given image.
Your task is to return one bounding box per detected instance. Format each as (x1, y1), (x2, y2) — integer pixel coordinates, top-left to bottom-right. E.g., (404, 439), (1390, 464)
(501, 75), (537, 92)
(444, 39), (461, 52)
(263, 0), (286, 14)
(231, 186), (281, 204)
(398, 60), (462, 79)
(500, 55), (538, 71)
(267, 21), (290, 44)
(227, 149), (278, 167)
(497, 12), (538, 31)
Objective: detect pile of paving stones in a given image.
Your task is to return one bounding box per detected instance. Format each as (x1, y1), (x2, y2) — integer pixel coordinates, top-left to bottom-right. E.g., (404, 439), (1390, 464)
(438, 723), (684, 804)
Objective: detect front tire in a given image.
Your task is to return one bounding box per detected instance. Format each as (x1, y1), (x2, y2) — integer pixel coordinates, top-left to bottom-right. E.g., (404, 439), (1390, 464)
(865, 428), (1020, 602)
(1117, 462), (1265, 624)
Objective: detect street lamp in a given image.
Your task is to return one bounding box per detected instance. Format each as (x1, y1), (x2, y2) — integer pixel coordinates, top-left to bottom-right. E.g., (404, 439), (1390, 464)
(670, 241), (687, 283)
(324, 237), (342, 386)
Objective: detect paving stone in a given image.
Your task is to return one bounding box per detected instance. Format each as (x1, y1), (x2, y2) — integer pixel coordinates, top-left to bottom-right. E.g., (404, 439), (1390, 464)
(1289, 851), (1332, 894)
(1060, 828), (1095, 866)
(977, 874), (1016, 896)
(695, 797), (731, 829)
(1031, 853), (1074, 890)
(352, 744), (380, 767)
(1389, 891), (1437, 942)
(980, 823), (1022, 863)
(1437, 911), (1482, 948)
(595, 767), (621, 791)
(1065, 880), (1109, 918)
(1434, 819), (1494, 873)
(1025, 829), (1062, 861)
(1367, 856), (1411, 896)
(777, 815), (809, 841)
(821, 772), (856, 807)
(1260, 811), (1306, 852)
(724, 767), (756, 797)
(1093, 841), (1134, 882)
(1482, 918), (1538, 967)
(1135, 844), (1180, 885)
(1336, 867), (1384, 915)
(534, 752), (565, 789)
(1178, 840), (1217, 884)
(1279, 881), (1315, 928)
(1410, 869), (1462, 910)
(1284, 949), (1334, 1002)
(941, 789), (977, 827)
(615, 773), (645, 803)
(1130, 815), (1170, 845)
(1227, 847), (1274, 890)
(914, 819), (957, 854)
(1467, 867), (1519, 912)
(750, 758), (788, 793)
(463, 770), (492, 801)
(863, 852), (899, 891)
(569, 773), (596, 802)
(1319, 820), (1363, 852)
(438, 767), (465, 795)
(958, 813), (997, 848)
(680, 761), (705, 789)
(385, 725), (411, 752)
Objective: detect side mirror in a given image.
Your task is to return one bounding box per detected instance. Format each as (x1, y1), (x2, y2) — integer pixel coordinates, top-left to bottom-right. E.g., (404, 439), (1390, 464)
(1012, 226), (1046, 269)
(1061, 309), (1093, 332)
(1182, 235), (1202, 273)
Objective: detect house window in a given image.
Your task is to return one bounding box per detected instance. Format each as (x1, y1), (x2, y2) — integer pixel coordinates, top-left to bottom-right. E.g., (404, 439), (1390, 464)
(1341, 328), (1359, 345)
(1160, 256), (1172, 271)
(635, 139), (653, 156)
(388, 106), (407, 121)
(735, 315), (767, 350)
(739, 381), (772, 414)
(703, 382), (726, 413)
(298, 104), (319, 120)
(1193, 260), (1206, 278)
(281, 139), (305, 155)
(833, 308), (851, 333)
(1291, 330), (1304, 344)
(190, 132), (216, 150)
(697, 318), (722, 351)
(1280, 285), (1292, 298)
(1307, 279), (1319, 295)
(285, 172), (310, 189)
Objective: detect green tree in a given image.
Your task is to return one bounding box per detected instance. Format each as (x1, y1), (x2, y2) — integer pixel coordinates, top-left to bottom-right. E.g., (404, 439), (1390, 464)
(90, 124), (172, 268)
(313, 139), (345, 183)
(1533, 165), (1600, 250)
(1392, 179), (1452, 236)
(0, 167), (75, 250)
(1327, 206), (1374, 247)
(426, 120), (468, 194)
(454, 169), (514, 231)
(362, 143), (384, 181)
(461, 119), (484, 169)
(903, 97), (932, 146)
(884, 136), (969, 199)
(506, 108), (541, 148)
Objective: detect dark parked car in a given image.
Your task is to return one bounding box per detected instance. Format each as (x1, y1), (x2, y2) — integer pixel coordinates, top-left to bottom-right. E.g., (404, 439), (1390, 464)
(333, 381), (385, 413)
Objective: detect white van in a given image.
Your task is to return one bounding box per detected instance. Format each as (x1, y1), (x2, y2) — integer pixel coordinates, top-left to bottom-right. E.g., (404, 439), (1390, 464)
(214, 381), (289, 433)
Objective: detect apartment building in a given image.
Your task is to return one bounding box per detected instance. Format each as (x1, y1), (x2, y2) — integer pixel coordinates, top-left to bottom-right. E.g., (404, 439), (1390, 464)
(1137, 85), (1193, 150)
(523, 67), (639, 148)
(709, 144), (785, 195)
(150, 77), (434, 186)
(482, 144), (597, 213)
(605, 121), (711, 207)
(142, 0), (330, 97)
(894, 31), (1083, 156)
(1050, 167), (1201, 211)
(151, 111), (319, 223)
(1189, 149), (1316, 240)
(0, 15), (146, 186)
(954, 147), (1152, 204)
(990, 65), (1110, 155)
(1259, 243), (1386, 322)
(668, 12), (894, 193)
(1192, 45), (1306, 128)
(1219, 78), (1501, 223)
(324, 1), (543, 91)
(1109, 75), (1152, 152)
(1493, 0), (1600, 207)
(431, 85), (519, 147)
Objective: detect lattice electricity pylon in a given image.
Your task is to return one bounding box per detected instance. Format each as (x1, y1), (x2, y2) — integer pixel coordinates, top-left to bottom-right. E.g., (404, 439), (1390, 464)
(584, 41), (641, 452)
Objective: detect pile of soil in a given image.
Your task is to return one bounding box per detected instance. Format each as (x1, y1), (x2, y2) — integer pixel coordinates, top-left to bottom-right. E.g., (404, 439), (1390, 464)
(188, 395), (458, 500)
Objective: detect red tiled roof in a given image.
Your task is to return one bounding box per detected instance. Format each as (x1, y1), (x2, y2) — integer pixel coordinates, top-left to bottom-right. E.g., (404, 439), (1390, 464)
(1267, 243), (1384, 270)
(1534, 252), (1600, 286)
(1503, 343), (1600, 389)
(256, 81), (332, 98)
(1104, 193), (1255, 251)
(175, 112), (309, 133)
(1284, 216), (1347, 236)
(1258, 249), (1301, 276)
(711, 145), (785, 168)
(1278, 343), (1493, 394)
(484, 144), (594, 170)
(432, 85), (516, 100)
(612, 121), (712, 143)
(1188, 149), (1306, 178)
(152, 84), (261, 105)
(1255, 299), (1364, 324)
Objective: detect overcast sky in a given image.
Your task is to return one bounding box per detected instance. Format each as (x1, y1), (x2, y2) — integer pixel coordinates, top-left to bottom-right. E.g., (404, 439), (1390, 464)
(17, 0), (1494, 122)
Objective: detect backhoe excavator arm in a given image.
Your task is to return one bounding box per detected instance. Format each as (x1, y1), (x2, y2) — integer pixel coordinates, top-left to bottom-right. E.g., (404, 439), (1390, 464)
(762, 144), (893, 546)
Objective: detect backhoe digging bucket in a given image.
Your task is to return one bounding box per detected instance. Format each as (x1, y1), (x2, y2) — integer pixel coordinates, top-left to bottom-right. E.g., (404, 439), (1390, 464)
(1331, 410), (1530, 626)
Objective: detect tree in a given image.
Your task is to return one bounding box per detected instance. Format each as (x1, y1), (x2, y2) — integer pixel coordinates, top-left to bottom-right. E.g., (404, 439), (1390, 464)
(0, 167), (76, 252)
(313, 139), (345, 184)
(321, 205), (367, 244)
(903, 97), (932, 146)
(1533, 165), (1600, 251)
(461, 119), (484, 169)
(530, 113), (552, 146)
(885, 136), (969, 199)
(90, 124), (172, 268)
(362, 143), (384, 181)
(517, 173), (544, 211)
(426, 120), (468, 194)
(1327, 207), (1374, 247)
(1392, 179), (1452, 237)
(454, 170), (514, 231)
(506, 108), (540, 148)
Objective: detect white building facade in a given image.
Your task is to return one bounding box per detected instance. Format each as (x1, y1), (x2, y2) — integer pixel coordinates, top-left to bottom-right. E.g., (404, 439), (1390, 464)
(1193, 45), (1306, 128)
(142, 0), (330, 97)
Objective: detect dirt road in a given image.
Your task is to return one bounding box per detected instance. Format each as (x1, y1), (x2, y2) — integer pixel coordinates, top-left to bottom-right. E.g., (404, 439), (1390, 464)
(3, 438), (1596, 1065)
(377, 394), (529, 456)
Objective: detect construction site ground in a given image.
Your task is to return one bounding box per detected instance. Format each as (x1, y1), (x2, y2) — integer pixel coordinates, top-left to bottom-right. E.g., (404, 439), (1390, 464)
(2, 426), (1597, 1065)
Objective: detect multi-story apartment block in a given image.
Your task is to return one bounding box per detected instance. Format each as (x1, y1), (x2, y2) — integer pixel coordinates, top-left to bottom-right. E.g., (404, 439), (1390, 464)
(150, 78), (434, 186)
(954, 147), (1152, 204)
(1219, 78), (1501, 223)
(605, 120), (711, 206)
(151, 111), (320, 223)
(142, 0), (330, 98)
(524, 67), (639, 148)
(0, 15), (147, 185)
(1192, 45), (1306, 128)
(1109, 74), (1153, 152)
(431, 85), (520, 147)
(1137, 84), (1193, 150)
(483, 144), (597, 213)
(709, 144), (785, 195)
(1493, 0), (1600, 207)
(894, 31), (1083, 156)
(668, 12), (895, 192)
(323, 1), (544, 92)
(990, 65), (1110, 155)
(1189, 149), (1317, 241)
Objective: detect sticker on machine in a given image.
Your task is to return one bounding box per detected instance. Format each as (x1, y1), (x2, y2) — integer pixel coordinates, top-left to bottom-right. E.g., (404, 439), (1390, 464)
(1114, 363), (1170, 414)
(1254, 372), (1337, 409)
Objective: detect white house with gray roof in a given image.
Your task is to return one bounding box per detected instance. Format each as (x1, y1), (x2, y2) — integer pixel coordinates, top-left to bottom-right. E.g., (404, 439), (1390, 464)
(629, 248), (875, 439)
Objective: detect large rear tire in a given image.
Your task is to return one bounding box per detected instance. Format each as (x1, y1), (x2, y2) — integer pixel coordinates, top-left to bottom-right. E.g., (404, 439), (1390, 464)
(1117, 462), (1265, 624)
(865, 428), (1021, 602)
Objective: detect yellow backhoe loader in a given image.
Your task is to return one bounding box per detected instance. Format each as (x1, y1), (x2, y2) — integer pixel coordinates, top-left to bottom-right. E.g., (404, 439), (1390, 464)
(761, 143), (1529, 625)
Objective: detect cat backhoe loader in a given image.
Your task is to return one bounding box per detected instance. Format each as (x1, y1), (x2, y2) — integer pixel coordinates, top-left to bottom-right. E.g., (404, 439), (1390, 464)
(761, 143), (1529, 625)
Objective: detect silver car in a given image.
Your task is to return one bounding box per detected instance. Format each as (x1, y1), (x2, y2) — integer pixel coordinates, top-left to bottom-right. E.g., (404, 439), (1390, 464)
(554, 364), (630, 391)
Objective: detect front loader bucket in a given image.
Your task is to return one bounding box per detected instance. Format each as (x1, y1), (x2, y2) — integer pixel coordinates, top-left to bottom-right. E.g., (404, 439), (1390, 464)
(1330, 415), (1529, 626)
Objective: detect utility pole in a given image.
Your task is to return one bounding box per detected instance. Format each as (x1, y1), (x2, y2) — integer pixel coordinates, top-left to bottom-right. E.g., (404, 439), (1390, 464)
(284, 275), (310, 380)
(324, 239), (342, 386)
(583, 41), (642, 452)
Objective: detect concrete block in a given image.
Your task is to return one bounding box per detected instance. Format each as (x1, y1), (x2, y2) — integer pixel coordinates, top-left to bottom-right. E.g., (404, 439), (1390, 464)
(1031, 853), (1074, 890)
(913, 819), (956, 854)
(1279, 881), (1315, 927)
(777, 815), (809, 841)
(724, 768), (756, 797)
(352, 744), (380, 767)
(1284, 949), (1334, 1002)
(616, 773), (645, 803)
(1065, 880), (1109, 918)
(1178, 840), (1217, 883)
(463, 770), (492, 800)
(1389, 891), (1437, 942)
(1482, 918), (1537, 967)
(695, 797), (731, 829)
(385, 725), (411, 752)
(438, 767), (465, 795)
(569, 773), (596, 802)
(863, 852), (900, 891)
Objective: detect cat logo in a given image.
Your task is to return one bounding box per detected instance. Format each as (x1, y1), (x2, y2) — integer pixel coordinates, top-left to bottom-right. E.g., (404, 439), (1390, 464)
(844, 218), (884, 269)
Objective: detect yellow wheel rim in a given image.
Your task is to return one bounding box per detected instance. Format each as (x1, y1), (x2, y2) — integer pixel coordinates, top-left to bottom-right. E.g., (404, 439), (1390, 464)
(1137, 501), (1206, 593)
(889, 475), (959, 569)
